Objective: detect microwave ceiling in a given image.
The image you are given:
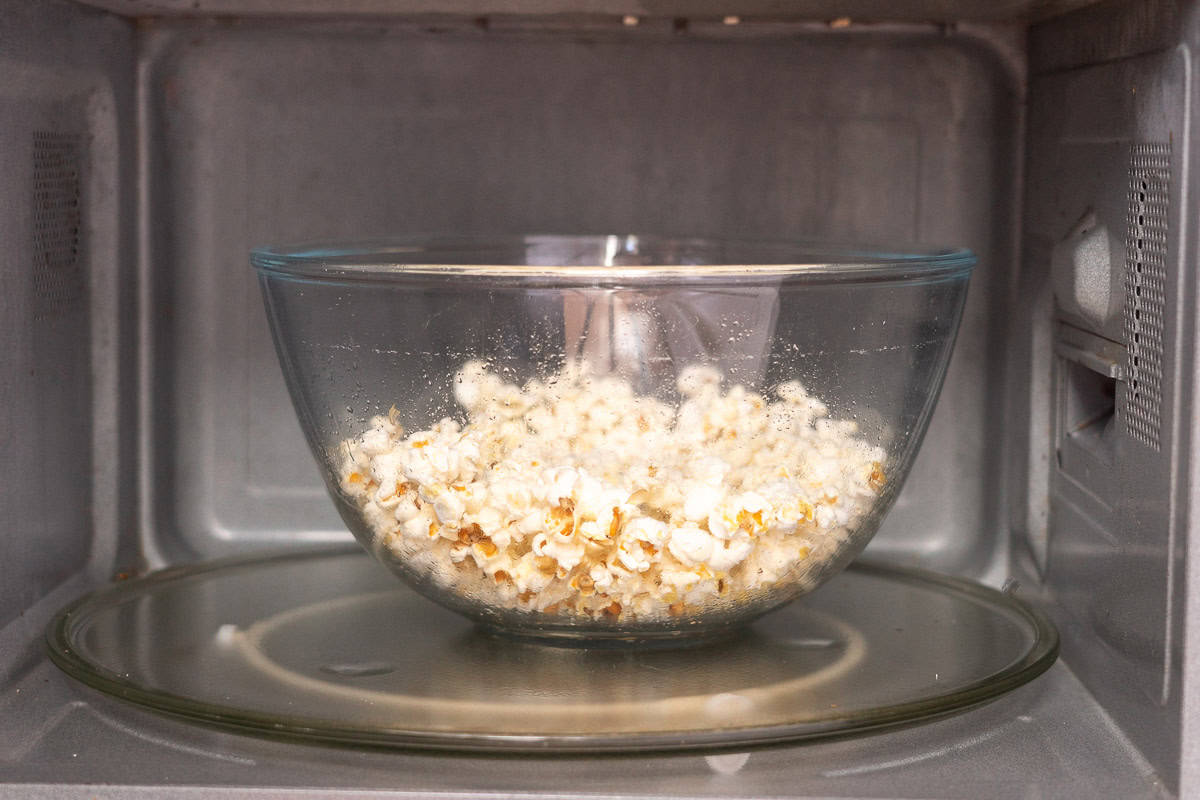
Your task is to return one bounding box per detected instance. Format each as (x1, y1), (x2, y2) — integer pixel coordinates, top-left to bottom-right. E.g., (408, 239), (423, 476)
(71, 0), (1104, 24)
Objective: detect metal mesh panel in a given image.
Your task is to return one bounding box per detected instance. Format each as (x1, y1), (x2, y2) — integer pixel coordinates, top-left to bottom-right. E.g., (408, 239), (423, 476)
(31, 130), (84, 319)
(1120, 143), (1169, 451)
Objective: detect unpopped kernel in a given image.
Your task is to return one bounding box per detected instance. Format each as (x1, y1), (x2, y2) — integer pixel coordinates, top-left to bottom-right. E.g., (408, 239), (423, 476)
(338, 362), (886, 621)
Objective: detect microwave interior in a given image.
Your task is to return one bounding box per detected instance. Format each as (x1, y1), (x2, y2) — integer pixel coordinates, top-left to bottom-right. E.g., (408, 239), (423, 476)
(2, 0), (1198, 796)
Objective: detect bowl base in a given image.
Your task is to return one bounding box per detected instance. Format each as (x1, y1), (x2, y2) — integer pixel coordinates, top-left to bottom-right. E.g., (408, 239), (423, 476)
(472, 621), (745, 650)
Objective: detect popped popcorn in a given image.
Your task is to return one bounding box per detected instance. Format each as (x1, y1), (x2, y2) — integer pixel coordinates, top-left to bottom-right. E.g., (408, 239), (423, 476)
(338, 362), (886, 622)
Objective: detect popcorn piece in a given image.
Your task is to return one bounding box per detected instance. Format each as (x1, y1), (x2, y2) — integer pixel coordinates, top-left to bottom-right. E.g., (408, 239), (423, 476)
(360, 427), (393, 457)
(668, 525), (715, 567)
(431, 491), (466, 525)
(677, 364), (723, 397)
(338, 362), (886, 622)
(623, 516), (670, 546)
(683, 485), (722, 522)
(707, 535), (754, 573)
(615, 535), (655, 573)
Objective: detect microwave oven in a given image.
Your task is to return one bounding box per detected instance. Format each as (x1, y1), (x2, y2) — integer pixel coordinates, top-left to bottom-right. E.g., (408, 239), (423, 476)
(0, 0), (1194, 796)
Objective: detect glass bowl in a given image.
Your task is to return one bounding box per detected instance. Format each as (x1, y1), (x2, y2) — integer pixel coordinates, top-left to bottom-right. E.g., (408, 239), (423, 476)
(252, 235), (975, 644)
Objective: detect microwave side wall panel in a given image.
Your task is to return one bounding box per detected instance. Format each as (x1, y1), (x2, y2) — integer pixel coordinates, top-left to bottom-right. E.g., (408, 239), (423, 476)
(0, 0), (136, 631)
(1019, 0), (1200, 792)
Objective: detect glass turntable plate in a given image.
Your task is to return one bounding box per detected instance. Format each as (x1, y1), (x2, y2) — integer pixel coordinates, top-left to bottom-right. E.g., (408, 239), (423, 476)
(47, 547), (1057, 753)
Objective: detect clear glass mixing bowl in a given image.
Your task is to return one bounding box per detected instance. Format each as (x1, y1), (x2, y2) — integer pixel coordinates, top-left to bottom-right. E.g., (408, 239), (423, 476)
(252, 235), (975, 644)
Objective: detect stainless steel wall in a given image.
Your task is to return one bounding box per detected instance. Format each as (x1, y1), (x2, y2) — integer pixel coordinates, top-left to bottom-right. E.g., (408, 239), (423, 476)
(0, 0), (136, 630)
(136, 18), (1023, 577)
(1014, 0), (1198, 784)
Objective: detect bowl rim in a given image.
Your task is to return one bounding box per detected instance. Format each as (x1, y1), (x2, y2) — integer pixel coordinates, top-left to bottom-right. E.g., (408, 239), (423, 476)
(250, 234), (976, 283)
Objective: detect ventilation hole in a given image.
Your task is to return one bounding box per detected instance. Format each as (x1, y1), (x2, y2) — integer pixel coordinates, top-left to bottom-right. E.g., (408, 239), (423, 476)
(1121, 142), (1169, 451)
(32, 131), (85, 319)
